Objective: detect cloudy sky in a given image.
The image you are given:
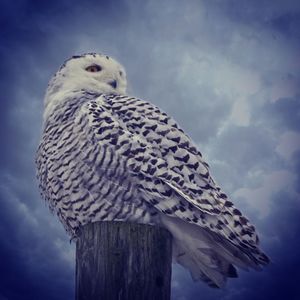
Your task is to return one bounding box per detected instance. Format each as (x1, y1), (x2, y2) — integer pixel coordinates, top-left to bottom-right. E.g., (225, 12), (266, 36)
(1, 0), (300, 299)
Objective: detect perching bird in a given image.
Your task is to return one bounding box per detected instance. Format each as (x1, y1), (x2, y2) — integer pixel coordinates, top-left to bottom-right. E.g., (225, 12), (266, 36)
(36, 53), (269, 288)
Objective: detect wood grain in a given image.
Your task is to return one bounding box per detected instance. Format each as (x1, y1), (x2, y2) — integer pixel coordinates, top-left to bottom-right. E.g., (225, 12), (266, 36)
(76, 221), (172, 300)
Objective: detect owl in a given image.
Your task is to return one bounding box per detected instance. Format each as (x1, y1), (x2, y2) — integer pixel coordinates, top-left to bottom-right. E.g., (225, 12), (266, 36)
(36, 53), (269, 288)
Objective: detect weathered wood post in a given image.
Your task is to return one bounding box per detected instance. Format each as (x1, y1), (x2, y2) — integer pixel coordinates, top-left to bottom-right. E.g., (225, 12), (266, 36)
(75, 221), (172, 300)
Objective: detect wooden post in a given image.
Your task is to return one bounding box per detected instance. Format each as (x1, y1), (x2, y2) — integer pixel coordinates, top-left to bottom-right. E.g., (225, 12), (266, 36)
(75, 221), (172, 300)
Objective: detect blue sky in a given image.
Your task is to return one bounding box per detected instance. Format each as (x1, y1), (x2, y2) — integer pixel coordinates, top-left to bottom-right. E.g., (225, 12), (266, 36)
(0, 0), (300, 299)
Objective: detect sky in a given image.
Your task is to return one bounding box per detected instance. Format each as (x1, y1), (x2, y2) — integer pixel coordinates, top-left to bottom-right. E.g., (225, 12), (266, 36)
(0, 0), (300, 299)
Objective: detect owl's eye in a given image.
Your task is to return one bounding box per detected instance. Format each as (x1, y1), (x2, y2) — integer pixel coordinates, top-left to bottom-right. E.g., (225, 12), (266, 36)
(86, 64), (102, 72)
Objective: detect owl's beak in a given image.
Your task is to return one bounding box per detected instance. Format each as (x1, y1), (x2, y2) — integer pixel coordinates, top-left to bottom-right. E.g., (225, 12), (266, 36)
(108, 80), (117, 89)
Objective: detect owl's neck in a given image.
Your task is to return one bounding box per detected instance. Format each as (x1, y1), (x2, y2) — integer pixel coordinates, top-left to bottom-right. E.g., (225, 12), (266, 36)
(43, 81), (117, 123)
(44, 89), (103, 120)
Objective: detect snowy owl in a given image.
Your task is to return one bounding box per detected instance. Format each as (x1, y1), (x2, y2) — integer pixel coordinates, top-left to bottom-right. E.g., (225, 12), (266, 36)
(36, 53), (269, 288)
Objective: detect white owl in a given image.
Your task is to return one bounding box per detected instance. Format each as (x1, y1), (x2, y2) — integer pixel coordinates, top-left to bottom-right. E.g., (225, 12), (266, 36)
(36, 53), (269, 288)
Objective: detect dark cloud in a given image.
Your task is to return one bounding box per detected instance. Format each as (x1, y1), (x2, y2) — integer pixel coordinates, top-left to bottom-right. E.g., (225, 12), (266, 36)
(260, 96), (300, 133)
(0, 181), (74, 300)
(206, 124), (280, 194)
(208, 0), (300, 35)
(290, 149), (300, 193)
(213, 125), (275, 170)
(240, 191), (300, 300)
(270, 12), (300, 38)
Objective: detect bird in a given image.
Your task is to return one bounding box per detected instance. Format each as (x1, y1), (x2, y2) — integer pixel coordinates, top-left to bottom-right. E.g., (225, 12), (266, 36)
(36, 52), (269, 288)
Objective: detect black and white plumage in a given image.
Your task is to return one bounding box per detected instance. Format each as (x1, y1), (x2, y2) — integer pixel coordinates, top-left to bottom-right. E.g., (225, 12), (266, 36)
(36, 53), (269, 288)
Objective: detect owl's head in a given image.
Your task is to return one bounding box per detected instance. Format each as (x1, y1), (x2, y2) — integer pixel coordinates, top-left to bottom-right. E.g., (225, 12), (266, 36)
(44, 53), (127, 119)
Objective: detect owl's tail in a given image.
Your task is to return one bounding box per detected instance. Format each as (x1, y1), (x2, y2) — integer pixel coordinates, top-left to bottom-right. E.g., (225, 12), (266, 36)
(160, 214), (261, 288)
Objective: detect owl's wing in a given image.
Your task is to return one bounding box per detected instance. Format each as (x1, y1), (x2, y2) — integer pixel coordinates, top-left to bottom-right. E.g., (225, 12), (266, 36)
(84, 95), (224, 213)
(101, 95), (238, 209)
(82, 94), (269, 268)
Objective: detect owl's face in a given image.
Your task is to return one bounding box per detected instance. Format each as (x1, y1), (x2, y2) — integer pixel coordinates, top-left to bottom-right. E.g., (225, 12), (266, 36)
(48, 53), (127, 95)
(44, 53), (127, 120)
